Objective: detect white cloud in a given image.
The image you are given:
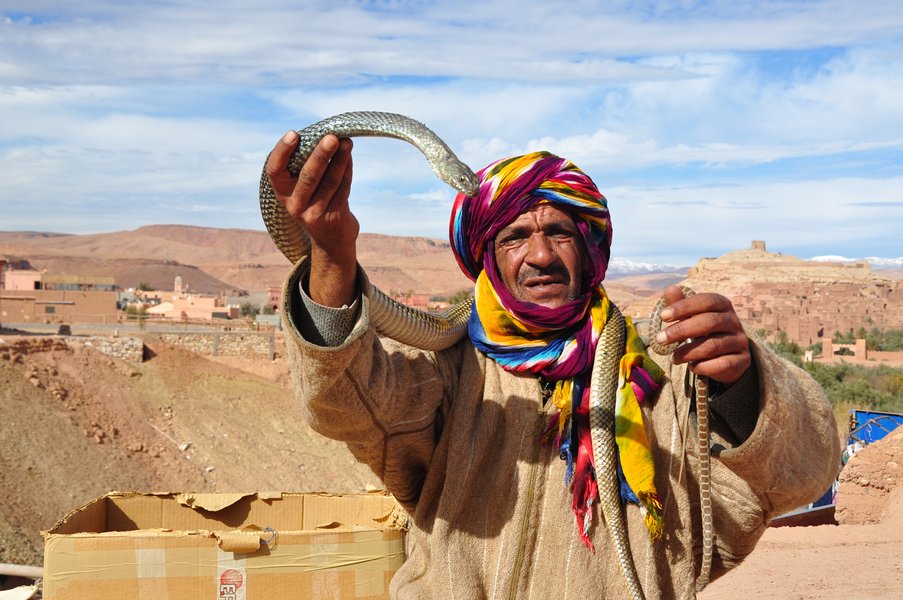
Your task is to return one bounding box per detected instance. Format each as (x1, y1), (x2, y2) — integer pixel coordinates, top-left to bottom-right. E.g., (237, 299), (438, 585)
(408, 188), (454, 203)
(2, 2), (902, 86)
(1, 0), (902, 263)
(607, 176), (903, 263)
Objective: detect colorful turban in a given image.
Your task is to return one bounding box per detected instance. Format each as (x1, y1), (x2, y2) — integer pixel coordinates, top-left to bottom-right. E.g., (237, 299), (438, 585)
(448, 151), (665, 548)
(450, 151), (612, 286)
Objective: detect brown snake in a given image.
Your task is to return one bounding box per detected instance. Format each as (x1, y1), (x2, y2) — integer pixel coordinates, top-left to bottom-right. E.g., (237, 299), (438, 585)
(260, 112), (713, 598)
(645, 286), (713, 594)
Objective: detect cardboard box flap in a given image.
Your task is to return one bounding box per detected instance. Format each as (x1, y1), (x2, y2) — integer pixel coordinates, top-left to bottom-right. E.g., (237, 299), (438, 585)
(176, 492), (253, 512)
(302, 493), (407, 530)
(257, 491), (283, 500)
(44, 491), (407, 537)
(212, 529), (263, 553)
(45, 494), (108, 535)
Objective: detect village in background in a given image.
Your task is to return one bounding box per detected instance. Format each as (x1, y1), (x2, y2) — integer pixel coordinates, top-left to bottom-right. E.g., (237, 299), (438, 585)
(1, 230), (902, 368)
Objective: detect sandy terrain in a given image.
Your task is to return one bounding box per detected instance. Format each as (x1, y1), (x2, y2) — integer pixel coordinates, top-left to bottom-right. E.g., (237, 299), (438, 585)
(700, 427), (903, 599)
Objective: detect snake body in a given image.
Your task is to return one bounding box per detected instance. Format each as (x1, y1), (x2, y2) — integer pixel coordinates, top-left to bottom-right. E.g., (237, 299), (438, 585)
(590, 303), (646, 599)
(259, 111), (710, 598)
(646, 286), (713, 593)
(259, 111), (479, 350)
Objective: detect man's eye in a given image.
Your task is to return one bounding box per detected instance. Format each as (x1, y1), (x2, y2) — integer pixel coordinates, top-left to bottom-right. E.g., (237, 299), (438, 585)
(498, 235), (525, 246)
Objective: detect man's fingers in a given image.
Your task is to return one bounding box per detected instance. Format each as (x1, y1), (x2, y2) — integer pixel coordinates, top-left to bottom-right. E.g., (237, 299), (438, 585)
(661, 291), (732, 323)
(293, 135), (341, 203)
(666, 326), (751, 384)
(661, 285), (687, 311)
(658, 311), (741, 347)
(671, 332), (747, 364)
(686, 352), (750, 382)
(333, 150), (354, 212)
(264, 130), (300, 192)
(298, 139), (352, 219)
(669, 333), (751, 384)
(314, 138), (353, 200)
(655, 286), (751, 384)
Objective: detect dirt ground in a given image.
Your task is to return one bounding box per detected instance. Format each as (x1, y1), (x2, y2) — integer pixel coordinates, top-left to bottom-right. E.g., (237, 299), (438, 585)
(699, 427), (903, 600)
(1, 332), (902, 598)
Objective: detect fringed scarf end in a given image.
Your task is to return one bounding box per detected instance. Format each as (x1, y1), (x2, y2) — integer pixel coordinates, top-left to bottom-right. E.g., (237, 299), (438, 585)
(572, 461), (598, 552)
(639, 491), (665, 541)
(574, 494), (597, 552)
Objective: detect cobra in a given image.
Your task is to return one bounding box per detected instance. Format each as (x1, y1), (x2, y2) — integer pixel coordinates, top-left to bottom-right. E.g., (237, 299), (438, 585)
(259, 111), (712, 599)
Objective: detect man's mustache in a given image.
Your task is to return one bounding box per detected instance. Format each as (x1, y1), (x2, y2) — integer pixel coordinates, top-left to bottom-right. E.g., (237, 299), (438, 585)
(516, 265), (570, 286)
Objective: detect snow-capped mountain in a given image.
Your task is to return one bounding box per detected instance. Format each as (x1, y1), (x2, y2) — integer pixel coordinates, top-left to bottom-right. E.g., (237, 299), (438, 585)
(607, 257), (688, 277)
(809, 256), (903, 270)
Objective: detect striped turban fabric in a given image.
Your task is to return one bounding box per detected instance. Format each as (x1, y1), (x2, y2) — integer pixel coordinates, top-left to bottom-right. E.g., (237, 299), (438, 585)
(448, 151), (665, 548)
(450, 151), (612, 285)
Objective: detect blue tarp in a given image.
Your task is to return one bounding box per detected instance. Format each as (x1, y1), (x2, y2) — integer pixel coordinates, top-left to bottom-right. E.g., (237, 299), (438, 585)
(848, 409), (903, 445)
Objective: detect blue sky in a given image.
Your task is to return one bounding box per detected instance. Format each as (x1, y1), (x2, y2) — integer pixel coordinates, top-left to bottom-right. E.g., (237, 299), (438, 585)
(1, 1), (902, 265)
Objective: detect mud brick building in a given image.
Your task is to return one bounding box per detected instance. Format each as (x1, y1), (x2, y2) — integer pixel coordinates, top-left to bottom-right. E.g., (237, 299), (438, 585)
(679, 242), (903, 347)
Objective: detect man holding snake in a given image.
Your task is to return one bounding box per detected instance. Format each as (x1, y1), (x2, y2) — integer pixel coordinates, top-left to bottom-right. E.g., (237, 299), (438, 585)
(265, 131), (840, 599)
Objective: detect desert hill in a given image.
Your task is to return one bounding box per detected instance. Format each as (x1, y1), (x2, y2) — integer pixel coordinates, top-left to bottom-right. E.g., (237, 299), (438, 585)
(0, 225), (689, 303)
(0, 226), (283, 266)
(0, 225), (474, 297)
(3, 229), (902, 331)
(687, 245), (889, 290)
(687, 244), (903, 343)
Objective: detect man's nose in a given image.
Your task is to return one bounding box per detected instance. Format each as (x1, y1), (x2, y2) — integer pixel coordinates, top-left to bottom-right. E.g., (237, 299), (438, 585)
(524, 233), (556, 267)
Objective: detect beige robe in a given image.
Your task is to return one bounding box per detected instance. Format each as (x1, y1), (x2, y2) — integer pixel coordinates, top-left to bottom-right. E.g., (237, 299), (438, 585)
(282, 264), (840, 599)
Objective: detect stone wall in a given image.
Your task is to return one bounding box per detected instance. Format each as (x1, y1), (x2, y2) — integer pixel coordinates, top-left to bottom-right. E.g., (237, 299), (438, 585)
(156, 332), (275, 359)
(0, 336), (69, 361)
(80, 336), (145, 363)
(0, 335), (144, 363)
(0, 331), (275, 362)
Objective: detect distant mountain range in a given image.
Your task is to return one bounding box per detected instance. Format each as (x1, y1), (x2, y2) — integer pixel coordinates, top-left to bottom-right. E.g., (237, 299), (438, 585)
(809, 256), (903, 270)
(607, 257), (687, 277)
(3, 226), (900, 297)
(606, 255), (903, 276)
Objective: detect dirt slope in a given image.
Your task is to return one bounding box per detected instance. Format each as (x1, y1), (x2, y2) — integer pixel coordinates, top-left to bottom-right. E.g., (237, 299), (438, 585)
(0, 334), (378, 568)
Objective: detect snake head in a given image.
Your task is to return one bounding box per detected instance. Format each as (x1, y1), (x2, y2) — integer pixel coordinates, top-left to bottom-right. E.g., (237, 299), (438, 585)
(455, 170), (481, 197)
(435, 157), (480, 197)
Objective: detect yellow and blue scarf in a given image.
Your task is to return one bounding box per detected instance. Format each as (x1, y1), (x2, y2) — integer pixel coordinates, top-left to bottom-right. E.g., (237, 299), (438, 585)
(450, 151), (665, 548)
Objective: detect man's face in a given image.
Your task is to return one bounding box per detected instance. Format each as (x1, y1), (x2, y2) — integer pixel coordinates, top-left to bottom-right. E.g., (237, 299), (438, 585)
(493, 204), (586, 309)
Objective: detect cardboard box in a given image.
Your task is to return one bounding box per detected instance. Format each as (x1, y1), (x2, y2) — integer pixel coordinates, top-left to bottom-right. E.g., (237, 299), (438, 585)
(42, 491), (407, 599)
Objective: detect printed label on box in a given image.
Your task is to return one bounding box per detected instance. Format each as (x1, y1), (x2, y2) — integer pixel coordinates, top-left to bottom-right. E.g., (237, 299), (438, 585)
(217, 550), (247, 600)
